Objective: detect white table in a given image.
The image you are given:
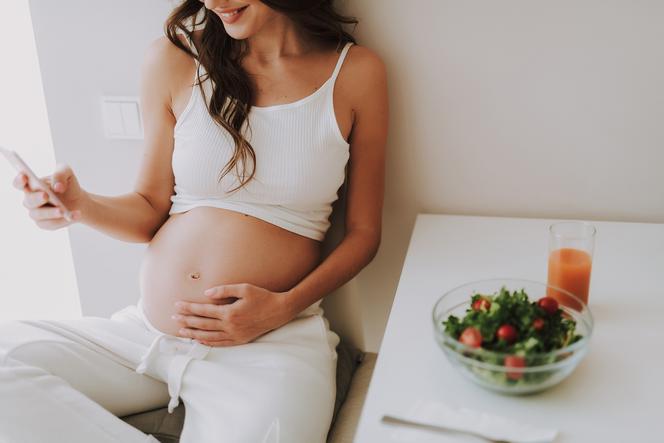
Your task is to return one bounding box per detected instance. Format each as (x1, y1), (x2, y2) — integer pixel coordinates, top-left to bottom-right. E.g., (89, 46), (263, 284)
(354, 214), (664, 442)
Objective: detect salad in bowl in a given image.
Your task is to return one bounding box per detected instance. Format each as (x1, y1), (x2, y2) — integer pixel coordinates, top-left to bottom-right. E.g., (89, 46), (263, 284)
(432, 279), (594, 394)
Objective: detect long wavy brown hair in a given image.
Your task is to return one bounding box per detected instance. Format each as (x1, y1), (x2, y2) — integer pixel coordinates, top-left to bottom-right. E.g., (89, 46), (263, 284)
(165, 1), (357, 192)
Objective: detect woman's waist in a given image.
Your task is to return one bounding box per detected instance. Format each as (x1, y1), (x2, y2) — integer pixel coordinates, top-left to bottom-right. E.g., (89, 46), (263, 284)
(169, 198), (330, 241)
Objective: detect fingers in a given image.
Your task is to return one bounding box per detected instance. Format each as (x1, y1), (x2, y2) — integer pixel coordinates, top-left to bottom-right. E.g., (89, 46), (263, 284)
(178, 328), (229, 342)
(29, 206), (64, 221)
(53, 181), (65, 193)
(206, 283), (248, 300)
(175, 301), (226, 319)
(23, 190), (50, 209)
(172, 314), (225, 332)
(12, 168), (78, 231)
(34, 217), (71, 231)
(198, 339), (237, 347)
(50, 163), (73, 194)
(214, 296), (239, 305)
(11, 173), (42, 192)
(12, 173), (27, 190)
(14, 171), (51, 209)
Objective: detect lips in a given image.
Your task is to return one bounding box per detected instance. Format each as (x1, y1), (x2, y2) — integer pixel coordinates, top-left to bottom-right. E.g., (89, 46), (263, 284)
(215, 5), (248, 24)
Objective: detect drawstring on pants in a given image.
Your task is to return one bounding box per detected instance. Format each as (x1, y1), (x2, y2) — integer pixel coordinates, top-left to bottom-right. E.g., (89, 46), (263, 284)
(136, 334), (211, 413)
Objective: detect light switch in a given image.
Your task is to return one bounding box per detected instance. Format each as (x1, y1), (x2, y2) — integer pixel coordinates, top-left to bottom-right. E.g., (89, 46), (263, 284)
(101, 96), (143, 140)
(120, 102), (141, 137)
(102, 101), (124, 136)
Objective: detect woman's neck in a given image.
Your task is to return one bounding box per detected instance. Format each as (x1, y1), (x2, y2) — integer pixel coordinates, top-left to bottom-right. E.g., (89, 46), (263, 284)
(245, 16), (314, 63)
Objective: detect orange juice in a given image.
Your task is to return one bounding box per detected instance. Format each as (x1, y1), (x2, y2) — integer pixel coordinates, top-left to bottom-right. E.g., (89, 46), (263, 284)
(547, 248), (592, 309)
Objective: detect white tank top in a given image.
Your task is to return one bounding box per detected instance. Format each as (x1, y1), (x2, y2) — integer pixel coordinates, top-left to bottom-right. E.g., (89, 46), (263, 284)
(169, 36), (353, 241)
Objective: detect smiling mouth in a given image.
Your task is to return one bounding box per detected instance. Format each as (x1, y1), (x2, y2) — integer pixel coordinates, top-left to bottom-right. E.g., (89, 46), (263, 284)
(216, 5), (248, 19)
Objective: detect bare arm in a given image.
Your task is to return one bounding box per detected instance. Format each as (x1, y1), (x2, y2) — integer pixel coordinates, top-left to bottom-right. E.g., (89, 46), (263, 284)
(282, 46), (389, 316)
(79, 37), (179, 243)
(80, 193), (166, 243)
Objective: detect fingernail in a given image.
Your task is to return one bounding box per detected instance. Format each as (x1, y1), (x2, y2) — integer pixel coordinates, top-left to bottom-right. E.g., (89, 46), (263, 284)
(179, 329), (187, 335)
(174, 302), (183, 308)
(171, 314), (181, 320)
(204, 288), (216, 296)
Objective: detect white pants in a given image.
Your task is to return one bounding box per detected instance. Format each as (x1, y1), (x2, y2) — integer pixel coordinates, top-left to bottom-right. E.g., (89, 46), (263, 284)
(0, 302), (339, 443)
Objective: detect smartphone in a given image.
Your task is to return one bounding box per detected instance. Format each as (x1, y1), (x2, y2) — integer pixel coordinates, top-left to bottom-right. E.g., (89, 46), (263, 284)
(0, 146), (74, 221)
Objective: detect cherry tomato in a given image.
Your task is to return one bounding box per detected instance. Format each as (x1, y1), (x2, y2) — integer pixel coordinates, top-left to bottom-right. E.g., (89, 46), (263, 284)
(504, 355), (526, 380)
(532, 318), (545, 331)
(459, 327), (482, 348)
(496, 324), (518, 344)
(472, 298), (491, 311)
(538, 297), (559, 315)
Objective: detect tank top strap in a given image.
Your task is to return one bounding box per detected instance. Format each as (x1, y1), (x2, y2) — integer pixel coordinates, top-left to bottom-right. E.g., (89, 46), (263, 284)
(329, 42), (353, 83)
(183, 30), (207, 89)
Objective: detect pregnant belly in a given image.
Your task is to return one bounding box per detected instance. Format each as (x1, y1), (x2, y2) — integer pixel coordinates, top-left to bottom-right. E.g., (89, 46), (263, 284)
(139, 206), (321, 336)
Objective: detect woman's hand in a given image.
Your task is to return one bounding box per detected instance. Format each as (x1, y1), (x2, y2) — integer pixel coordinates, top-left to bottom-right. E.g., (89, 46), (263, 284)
(12, 163), (88, 230)
(172, 283), (295, 347)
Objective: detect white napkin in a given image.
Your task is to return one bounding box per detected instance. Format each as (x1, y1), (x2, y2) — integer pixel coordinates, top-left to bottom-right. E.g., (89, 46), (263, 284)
(384, 399), (558, 443)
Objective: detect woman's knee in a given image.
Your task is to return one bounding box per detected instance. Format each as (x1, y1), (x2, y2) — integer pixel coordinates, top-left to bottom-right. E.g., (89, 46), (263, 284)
(181, 385), (334, 443)
(0, 320), (70, 368)
(182, 411), (330, 443)
(248, 400), (332, 443)
(0, 321), (32, 365)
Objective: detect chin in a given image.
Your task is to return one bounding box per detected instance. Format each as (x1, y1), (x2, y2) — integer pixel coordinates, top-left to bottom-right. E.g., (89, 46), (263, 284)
(223, 25), (255, 40)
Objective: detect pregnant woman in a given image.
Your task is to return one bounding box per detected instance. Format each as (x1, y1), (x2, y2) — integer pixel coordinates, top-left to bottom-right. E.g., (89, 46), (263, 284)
(0, 0), (387, 442)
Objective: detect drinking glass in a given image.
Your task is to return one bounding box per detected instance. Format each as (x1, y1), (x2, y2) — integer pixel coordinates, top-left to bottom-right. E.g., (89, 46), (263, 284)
(547, 221), (596, 309)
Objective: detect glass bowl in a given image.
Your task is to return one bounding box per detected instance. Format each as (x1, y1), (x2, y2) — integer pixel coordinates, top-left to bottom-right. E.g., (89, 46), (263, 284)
(432, 278), (594, 395)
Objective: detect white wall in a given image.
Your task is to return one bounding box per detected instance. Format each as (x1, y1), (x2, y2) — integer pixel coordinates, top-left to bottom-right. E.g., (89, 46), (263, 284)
(0, 0), (80, 321)
(28, 0), (173, 317)
(340, 0), (664, 350)
(29, 0), (664, 352)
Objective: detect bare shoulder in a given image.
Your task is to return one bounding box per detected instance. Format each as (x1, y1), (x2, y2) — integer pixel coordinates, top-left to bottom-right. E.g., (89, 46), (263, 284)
(144, 35), (192, 74)
(142, 35), (196, 92)
(343, 44), (387, 86)
(345, 45), (386, 71)
(338, 44), (387, 106)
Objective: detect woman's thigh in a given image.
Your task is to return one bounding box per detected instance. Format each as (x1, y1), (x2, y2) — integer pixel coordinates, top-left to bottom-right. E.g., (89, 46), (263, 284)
(179, 315), (337, 443)
(0, 315), (171, 417)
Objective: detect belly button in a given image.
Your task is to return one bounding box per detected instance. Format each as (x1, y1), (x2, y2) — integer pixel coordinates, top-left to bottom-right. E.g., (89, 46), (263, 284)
(189, 272), (201, 280)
